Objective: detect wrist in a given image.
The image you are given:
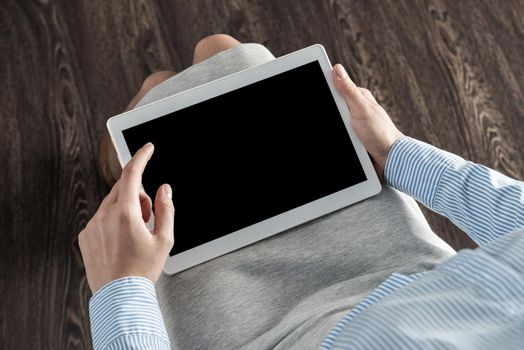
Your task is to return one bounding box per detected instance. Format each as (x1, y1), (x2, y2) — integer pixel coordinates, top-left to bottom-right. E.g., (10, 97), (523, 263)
(373, 131), (404, 178)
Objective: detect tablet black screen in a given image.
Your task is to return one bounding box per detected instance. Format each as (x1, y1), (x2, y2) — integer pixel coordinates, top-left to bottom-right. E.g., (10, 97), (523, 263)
(123, 61), (367, 256)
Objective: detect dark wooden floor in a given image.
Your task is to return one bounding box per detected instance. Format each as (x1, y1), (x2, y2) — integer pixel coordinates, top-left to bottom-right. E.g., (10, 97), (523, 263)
(1, 0), (523, 348)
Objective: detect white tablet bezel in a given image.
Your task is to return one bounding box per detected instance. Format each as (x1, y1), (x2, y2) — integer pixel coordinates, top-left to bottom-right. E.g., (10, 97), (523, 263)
(107, 44), (381, 275)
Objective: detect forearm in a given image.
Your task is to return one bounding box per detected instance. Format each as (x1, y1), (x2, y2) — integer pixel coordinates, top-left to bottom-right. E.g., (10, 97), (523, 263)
(385, 136), (524, 245)
(89, 277), (170, 350)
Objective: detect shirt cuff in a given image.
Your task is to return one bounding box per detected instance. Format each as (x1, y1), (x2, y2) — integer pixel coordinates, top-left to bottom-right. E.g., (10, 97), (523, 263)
(384, 136), (457, 208)
(89, 277), (170, 350)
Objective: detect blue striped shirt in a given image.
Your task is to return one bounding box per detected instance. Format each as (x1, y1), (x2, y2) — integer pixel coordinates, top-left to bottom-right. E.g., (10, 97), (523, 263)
(89, 277), (170, 349)
(89, 137), (524, 349)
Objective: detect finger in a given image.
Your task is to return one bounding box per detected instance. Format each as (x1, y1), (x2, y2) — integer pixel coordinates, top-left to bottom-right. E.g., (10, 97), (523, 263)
(153, 184), (175, 246)
(119, 143), (154, 203)
(332, 64), (369, 112)
(140, 189), (153, 223)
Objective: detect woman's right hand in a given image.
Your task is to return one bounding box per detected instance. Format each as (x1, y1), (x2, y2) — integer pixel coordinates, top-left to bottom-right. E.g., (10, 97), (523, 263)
(332, 64), (404, 181)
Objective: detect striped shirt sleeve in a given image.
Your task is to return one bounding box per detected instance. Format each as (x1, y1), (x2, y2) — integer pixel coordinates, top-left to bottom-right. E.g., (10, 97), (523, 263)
(88, 277), (170, 350)
(385, 136), (524, 245)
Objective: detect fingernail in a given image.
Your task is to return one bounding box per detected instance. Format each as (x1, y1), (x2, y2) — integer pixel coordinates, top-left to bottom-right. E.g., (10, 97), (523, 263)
(144, 142), (154, 150)
(334, 64), (348, 80)
(164, 184), (172, 199)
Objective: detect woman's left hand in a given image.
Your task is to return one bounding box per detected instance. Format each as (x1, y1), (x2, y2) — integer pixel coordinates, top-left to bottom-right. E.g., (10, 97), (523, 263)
(79, 143), (175, 294)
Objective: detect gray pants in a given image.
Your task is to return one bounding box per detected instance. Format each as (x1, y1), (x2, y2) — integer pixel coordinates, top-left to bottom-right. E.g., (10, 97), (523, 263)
(137, 44), (456, 350)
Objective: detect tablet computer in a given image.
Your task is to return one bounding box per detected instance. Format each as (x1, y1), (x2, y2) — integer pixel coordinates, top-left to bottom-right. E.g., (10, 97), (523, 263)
(107, 44), (381, 274)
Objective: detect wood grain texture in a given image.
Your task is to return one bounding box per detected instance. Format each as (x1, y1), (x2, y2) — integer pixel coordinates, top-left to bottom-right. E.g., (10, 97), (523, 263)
(1, 0), (523, 348)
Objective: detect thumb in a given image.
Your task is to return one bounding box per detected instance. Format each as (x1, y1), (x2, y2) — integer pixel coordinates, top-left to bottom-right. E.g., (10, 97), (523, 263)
(332, 64), (367, 112)
(153, 184), (175, 242)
